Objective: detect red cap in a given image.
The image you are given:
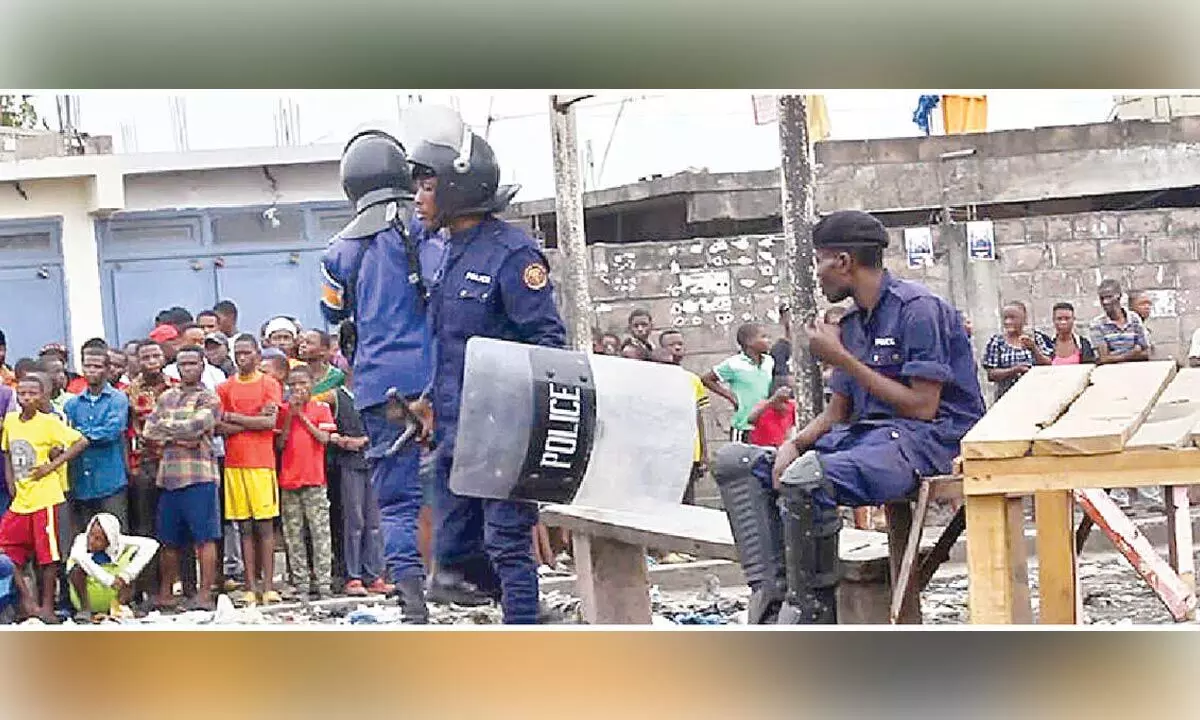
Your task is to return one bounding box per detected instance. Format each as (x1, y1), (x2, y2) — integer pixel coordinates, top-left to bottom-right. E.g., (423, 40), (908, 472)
(149, 324), (180, 343)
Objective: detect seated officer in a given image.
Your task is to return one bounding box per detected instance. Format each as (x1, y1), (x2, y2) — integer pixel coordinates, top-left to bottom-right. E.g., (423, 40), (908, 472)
(713, 210), (984, 624)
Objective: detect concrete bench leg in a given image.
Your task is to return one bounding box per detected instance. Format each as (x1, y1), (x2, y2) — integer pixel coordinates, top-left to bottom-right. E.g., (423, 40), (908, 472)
(573, 534), (653, 624)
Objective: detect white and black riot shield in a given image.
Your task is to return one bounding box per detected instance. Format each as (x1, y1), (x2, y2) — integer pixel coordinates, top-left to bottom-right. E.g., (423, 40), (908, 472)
(448, 338), (698, 508)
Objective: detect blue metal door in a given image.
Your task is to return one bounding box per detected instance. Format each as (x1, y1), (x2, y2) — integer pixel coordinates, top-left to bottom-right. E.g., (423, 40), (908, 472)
(213, 250), (326, 337)
(0, 264), (69, 360)
(107, 257), (217, 344)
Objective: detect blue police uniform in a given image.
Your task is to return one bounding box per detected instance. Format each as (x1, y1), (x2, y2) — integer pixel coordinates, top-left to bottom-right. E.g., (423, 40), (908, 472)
(818, 271), (985, 507)
(429, 215), (566, 624)
(320, 220), (440, 586)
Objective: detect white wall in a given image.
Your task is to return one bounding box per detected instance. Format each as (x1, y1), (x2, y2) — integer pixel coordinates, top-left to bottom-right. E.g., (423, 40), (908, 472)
(0, 151), (346, 362)
(123, 162), (340, 211)
(0, 177), (103, 362)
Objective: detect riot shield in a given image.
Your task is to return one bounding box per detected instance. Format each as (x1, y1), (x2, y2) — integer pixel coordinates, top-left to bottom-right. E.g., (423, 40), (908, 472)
(448, 337), (697, 508)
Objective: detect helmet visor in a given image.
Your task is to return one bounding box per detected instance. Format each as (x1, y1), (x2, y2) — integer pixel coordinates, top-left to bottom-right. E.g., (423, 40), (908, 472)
(401, 104), (471, 163)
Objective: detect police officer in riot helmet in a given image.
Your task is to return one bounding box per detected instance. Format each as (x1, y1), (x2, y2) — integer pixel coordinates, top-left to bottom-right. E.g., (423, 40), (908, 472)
(320, 123), (440, 623)
(408, 106), (566, 624)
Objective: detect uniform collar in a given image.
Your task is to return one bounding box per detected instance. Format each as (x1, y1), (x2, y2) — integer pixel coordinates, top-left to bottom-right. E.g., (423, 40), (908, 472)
(842, 270), (897, 322)
(448, 216), (492, 245)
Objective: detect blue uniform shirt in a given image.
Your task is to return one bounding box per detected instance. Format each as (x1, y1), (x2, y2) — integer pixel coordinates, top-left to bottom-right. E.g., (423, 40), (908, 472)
(321, 219), (437, 411)
(827, 272), (984, 478)
(64, 385), (130, 501)
(428, 216), (566, 435)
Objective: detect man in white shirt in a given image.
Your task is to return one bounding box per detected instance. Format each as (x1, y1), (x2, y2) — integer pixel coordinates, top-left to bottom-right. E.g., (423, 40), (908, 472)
(163, 324), (227, 390)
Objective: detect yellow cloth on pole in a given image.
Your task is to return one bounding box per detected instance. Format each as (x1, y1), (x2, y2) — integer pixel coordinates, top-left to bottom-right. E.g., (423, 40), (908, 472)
(942, 95), (987, 134)
(806, 94), (831, 141)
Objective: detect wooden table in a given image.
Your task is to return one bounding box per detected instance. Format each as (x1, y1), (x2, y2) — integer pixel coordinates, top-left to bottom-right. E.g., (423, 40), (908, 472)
(963, 449), (1200, 624)
(960, 362), (1200, 624)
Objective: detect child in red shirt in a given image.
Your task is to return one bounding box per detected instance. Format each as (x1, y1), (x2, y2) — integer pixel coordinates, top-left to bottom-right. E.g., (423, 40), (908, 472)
(275, 366), (337, 599)
(747, 386), (797, 448)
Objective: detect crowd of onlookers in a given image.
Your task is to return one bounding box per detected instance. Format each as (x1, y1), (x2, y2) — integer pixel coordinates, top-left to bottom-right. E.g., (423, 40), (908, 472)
(976, 277), (1200, 511)
(0, 300), (388, 623)
(2, 273), (1196, 621)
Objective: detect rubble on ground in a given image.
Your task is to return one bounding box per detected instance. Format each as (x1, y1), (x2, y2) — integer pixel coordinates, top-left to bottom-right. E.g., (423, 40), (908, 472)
(19, 547), (1194, 627)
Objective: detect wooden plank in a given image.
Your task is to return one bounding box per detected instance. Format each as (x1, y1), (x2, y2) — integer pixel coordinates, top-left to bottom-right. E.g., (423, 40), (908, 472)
(1006, 498), (1033, 624)
(961, 365), (1094, 459)
(540, 503), (739, 561)
(1074, 489), (1197, 622)
(884, 502), (922, 624)
(966, 494), (1016, 624)
(1164, 486), (1196, 621)
(1034, 491), (1078, 624)
(963, 448), (1200, 495)
(573, 534), (653, 624)
(1033, 361), (1176, 456)
(1128, 369), (1200, 449)
(540, 504), (891, 566)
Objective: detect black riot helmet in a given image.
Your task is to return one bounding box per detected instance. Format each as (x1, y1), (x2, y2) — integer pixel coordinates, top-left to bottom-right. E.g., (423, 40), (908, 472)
(403, 105), (518, 228)
(334, 124), (415, 240)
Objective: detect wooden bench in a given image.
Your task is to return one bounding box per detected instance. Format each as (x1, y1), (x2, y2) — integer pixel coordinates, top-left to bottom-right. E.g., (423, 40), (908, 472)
(540, 502), (906, 625)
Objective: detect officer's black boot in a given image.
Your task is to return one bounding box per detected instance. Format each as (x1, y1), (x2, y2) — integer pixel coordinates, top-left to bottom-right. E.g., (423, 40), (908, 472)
(775, 450), (841, 625)
(396, 576), (429, 624)
(426, 568), (493, 607)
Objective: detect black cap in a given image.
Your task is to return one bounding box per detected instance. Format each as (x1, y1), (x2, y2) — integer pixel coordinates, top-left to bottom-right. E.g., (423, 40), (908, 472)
(0, 329), (5, 346)
(813, 210), (889, 249)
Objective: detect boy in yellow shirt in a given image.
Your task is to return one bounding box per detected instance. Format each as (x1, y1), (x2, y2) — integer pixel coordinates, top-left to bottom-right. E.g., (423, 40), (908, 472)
(0, 375), (89, 622)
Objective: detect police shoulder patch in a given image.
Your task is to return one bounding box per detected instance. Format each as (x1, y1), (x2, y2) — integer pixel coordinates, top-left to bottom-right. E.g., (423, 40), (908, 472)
(522, 262), (549, 291)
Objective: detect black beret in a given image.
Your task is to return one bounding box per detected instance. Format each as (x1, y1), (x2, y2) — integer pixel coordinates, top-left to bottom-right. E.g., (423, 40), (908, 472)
(812, 210), (889, 249)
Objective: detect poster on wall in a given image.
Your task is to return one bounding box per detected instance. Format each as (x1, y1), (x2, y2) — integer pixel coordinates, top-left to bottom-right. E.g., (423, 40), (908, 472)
(966, 220), (996, 261)
(904, 227), (934, 269)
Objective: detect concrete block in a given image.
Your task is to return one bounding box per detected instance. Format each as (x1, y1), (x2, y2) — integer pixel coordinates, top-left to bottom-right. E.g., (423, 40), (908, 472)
(1168, 208), (1200, 236)
(1072, 212), (1119, 240)
(816, 163), (856, 187)
(1099, 237), (1145, 265)
(941, 157), (983, 204)
(984, 128), (1038, 158)
(813, 183), (838, 214)
(1146, 234), (1197, 263)
(1034, 125), (1091, 153)
(814, 140), (870, 167)
(1145, 315), (1181, 342)
(991, 218), (1026, 246)
(1174, 261), (1200, 286)
(977, 158), (1016, 202)
(1124, 119), (1174, 146)
(1053, 240), (1099, 268)
(1168, 115), (1200, 144)
(999, 271), (1034, 304)
(1046, 216), (1074, 242)
(896, 163), (939, 209)
(1000, 244), (1051, 273)
(1032, 269), (1085, 300)
(1119, 211), (1169, 238)
(866, 138), (921, 165)
(1024, 216), (1049, 243)
(1177, 287), (1200, 316)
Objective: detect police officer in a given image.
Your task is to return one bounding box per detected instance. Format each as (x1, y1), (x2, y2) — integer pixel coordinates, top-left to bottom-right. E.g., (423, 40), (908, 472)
(408, 109), (566, 624)
(713, 210), (984, 624)
(320, 125), (439, 623)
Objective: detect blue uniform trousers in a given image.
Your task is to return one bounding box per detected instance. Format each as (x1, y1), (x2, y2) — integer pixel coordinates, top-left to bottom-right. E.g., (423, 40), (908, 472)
(361, 404), (425, 584)
(433, 427), (539, 624)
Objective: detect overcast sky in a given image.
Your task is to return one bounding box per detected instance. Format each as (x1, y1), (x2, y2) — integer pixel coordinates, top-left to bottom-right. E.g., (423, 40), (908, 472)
(31, 91), (1118, 202)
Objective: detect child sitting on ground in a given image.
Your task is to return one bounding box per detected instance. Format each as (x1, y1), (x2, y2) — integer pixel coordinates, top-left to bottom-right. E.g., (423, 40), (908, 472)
(67, 512), (159, 621)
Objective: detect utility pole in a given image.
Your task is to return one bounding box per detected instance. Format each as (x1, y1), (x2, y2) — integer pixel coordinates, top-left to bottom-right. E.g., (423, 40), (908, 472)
(549, 94), (596, 352)
(776, 94), (824, 424)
